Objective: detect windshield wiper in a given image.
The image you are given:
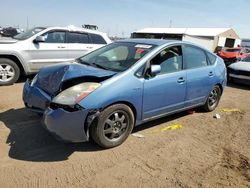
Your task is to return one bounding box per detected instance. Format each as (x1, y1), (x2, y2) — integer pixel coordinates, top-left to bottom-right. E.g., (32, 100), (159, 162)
(78, 59), (112, 71)
(92, 63), (109, 70)
(78, 59), (91, 66)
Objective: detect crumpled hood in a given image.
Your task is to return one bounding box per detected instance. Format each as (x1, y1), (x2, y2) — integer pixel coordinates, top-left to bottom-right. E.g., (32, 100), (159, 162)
(0, 38), (18, 44)
(228, 61), (250, 72)
(36, 62), (117, 95)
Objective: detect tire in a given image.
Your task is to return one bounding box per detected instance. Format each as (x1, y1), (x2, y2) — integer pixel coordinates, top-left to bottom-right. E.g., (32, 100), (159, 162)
(90, 104), (134, 148)
(0, 58), (20, 86)
(202, 85), (221, 112)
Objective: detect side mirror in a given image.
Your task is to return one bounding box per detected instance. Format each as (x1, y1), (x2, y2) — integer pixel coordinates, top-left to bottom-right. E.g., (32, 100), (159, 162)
(34, 36), (45, 43)
(150, 65), (161, 77)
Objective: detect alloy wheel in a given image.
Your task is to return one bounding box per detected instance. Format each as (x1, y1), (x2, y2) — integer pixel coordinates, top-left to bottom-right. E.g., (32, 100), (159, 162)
(103, 111), (128, 140)
(0, 64), (15, 82)
(208, 87), (219, 108)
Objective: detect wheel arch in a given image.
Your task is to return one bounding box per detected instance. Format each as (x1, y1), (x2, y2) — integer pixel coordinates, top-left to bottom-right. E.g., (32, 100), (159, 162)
(215, 83), (223, 94)
(85, 100), (138, 136)
(104, 101), (138, 121)
(0, 54), (25, 75)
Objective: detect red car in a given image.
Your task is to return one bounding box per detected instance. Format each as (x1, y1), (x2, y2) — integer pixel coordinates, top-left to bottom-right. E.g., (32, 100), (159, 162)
(217, 47), (250, 66)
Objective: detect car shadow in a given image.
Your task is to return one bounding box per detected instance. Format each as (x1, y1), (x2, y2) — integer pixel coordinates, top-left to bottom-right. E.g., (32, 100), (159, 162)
(0, 107), (192, 162)
(133, 111), (189, 133)
(0, 108), (102, 162)
(16, 74), (35, 83)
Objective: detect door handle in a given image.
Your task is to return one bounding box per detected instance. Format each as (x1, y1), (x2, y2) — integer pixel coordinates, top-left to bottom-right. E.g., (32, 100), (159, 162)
(177, 77), (185, 84)
(86, 46), (93, 49)
(208, 71), (214, 77)
(58, 46), (66, 48)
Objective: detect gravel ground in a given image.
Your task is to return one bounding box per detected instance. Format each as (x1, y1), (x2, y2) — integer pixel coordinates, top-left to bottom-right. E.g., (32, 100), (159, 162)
(0, 82), (249, 188)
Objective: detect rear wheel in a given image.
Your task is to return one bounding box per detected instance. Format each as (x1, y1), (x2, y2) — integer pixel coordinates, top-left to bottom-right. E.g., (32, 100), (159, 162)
(90, 104), (134, 148)
(0, 58), (20, 86)
(202, 85), (221, 112)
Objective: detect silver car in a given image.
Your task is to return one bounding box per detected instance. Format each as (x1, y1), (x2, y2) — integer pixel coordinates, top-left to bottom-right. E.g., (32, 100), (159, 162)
(227, 55), (250, 85)
(0, 26), (111, 85)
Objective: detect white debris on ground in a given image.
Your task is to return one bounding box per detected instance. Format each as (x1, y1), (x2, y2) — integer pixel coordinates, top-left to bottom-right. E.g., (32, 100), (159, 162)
(131, 133), (145, 138)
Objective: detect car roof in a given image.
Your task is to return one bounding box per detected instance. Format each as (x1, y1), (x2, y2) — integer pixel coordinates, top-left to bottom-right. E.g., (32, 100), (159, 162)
(116, 38), (215, 53)
(117, 38), (177, 46)
(41, 26), (107, 35)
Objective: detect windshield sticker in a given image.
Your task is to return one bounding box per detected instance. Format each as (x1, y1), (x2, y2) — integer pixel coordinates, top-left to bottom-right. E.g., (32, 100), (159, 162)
(135, 44), (152, 49)
(136, 49), (145, 53)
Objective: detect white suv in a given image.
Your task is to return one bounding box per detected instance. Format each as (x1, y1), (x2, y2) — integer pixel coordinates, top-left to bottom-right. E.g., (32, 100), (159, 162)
(0, 26), (111, 85)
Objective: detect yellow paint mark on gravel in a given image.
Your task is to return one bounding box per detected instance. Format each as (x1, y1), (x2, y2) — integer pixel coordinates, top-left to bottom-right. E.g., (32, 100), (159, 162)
(221, 108), (241, 113)
(160, 123), (183, 132)
(149, 123), (183, 134)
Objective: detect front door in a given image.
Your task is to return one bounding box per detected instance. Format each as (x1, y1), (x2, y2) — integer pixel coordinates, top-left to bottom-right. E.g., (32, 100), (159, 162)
(142, 45), (187, 120)
(28, 30), (69, 71)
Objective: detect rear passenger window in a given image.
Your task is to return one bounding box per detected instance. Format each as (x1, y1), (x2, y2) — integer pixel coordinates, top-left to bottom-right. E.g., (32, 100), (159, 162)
(207, 52), (217, 65)
(68, 32), (89, 43)
(90, 33), (107, 44)
(184, 46), (208, 69)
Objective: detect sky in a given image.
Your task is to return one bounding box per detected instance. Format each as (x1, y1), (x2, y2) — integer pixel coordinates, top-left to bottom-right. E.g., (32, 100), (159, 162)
(1, 0), (250, 38)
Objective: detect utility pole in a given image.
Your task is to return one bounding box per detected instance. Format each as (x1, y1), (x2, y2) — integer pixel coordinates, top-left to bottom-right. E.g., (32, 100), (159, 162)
(169, 19), (172, 28)
(26, 16), (29, 31)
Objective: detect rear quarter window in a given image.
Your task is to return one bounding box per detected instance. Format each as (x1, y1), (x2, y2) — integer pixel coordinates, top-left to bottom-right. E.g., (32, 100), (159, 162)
(207, 52), (217, 65)
(90, 33), (107, 44)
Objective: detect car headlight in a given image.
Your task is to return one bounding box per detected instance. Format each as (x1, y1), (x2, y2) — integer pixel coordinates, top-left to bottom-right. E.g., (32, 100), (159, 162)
(31, 74), (38, 86)
(52, 82), (101, 105)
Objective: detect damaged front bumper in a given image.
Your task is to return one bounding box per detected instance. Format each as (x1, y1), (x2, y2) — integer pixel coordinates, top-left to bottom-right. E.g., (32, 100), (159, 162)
(43, 106), (90, 142)
(23, 80), (94, 142)
(23, 80), (51, 113)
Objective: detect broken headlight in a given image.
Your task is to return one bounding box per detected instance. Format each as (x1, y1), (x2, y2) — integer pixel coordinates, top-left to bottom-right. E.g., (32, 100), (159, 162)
(52, 82), (101, 105)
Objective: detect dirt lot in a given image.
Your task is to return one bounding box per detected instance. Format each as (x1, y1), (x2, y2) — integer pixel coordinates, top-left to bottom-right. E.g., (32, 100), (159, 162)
(0, 82), (250, 188)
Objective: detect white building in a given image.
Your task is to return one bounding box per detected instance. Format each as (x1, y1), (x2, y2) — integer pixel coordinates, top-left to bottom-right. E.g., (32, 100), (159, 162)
(131, 28), (241, 52)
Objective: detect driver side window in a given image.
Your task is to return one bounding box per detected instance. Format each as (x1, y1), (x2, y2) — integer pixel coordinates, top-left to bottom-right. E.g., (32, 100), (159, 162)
(42, 31), (66, 43)
(150, 45), (183, 74)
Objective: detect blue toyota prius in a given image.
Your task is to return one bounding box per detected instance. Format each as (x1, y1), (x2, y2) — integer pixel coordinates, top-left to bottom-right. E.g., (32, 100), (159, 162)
(23, 39), (227, 148)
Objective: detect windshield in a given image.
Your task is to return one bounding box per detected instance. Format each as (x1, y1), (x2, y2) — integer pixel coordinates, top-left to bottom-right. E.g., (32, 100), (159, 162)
(13, 27), (46, 40)
(78, 42), (156, 72)
(243, 55), (250, 62)
(225, 48), (241, 52)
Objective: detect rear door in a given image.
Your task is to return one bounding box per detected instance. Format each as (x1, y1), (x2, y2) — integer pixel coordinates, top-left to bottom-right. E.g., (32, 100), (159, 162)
(183, 45), (216, 107)
(66, 32), (93, 59)
(142, 45), (187, 120)
(89, 33), (108, 49)
(28, 30), (68, 71)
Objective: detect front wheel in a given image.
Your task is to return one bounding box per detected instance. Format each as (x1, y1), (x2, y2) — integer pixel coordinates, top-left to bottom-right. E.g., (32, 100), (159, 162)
(90, 104), (134, 148)
(0, 58), (20, 86)
(202, 85), (221, 112)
